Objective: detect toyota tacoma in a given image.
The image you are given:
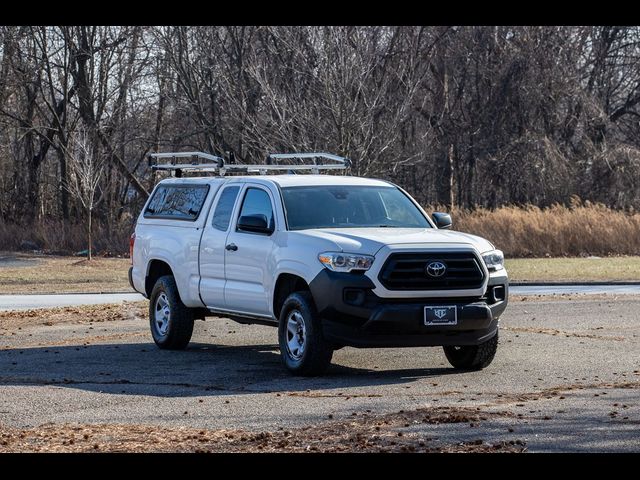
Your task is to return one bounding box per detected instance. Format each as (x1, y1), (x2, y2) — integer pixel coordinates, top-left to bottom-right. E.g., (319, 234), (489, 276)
(129, 152), (508, 376)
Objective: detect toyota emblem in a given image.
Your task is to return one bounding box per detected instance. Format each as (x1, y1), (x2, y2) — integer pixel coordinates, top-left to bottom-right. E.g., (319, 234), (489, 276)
(426, 261), (447, 278)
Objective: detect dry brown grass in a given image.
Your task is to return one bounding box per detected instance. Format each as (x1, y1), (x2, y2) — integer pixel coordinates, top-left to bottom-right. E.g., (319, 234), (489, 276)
(452, 201), (640, 257)
(0, 253), (131, 294)
(2, 202), (640, 259)
(506, 257), (640, 282)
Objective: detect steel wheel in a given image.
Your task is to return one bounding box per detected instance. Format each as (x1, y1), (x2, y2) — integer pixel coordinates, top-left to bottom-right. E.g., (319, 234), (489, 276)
(154, 292), (171, 336)
(285, 309), (306, 360)
(278, 291), (333, 376)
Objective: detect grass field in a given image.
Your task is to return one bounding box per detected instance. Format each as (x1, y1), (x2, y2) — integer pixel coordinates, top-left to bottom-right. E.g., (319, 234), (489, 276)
(506, 257), (640, 282)
(1, 252), (638, 295)
(0, 253), (131, 294)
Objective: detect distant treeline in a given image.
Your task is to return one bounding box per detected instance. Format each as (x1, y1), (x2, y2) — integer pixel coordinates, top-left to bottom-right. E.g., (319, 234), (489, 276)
(1, 26), (640, 243)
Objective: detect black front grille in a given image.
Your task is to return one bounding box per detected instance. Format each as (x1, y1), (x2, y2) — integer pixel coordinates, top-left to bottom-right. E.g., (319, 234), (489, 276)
(379, 252), (485, 290)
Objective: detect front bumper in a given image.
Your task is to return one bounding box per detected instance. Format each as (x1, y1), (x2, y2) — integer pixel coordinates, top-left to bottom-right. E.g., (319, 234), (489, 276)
(309, 270), (508, 348)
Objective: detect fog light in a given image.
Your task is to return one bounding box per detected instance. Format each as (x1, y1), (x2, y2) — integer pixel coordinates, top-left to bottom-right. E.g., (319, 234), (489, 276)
(492, 285), (506, 302)
(343, 288), (366, 306)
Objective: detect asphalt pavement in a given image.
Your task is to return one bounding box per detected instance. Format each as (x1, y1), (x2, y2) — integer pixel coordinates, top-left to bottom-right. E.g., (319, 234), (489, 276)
(1, 296), (639, 452)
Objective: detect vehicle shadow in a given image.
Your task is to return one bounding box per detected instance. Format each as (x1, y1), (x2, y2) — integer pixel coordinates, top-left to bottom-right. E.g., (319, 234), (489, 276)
(1, 341), (459, 398)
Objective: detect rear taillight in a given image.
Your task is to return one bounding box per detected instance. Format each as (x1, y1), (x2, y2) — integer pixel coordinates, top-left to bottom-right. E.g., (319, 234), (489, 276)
(129, 232), (136, 265)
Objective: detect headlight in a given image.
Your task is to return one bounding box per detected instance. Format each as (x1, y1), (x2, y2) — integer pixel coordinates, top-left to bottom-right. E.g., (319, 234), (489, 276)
(482, 249), (504, 271)
(318, 252), (374, 272)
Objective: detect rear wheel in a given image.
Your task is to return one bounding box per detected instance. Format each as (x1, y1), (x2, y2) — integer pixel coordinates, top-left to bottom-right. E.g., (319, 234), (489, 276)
(278, 291), (333, 376)
(443, 333), (498, 370)
(149, 275), (194, 350)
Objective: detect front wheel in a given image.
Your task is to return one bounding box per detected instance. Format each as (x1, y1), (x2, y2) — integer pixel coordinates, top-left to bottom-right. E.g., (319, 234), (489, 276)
(149, 275), (194, 350)
(278, 291), (333, 376)
(443, 332), (498, 370)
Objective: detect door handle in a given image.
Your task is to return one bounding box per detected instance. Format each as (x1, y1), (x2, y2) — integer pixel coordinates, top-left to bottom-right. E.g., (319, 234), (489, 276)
(225, 243), (238, 251)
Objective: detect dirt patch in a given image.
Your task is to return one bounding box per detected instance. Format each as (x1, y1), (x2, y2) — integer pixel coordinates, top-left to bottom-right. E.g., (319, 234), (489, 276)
(490, 380), (640, 407)
(510, 294), (640, 303)
(502, 325), (626, 341)
(0, 301), (147, 332)
(0, 406), (525, 453)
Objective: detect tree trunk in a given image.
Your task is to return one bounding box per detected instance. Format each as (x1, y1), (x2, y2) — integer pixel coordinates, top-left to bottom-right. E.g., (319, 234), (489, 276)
(87, 208), (92, 261)
(431, 29), (455, 209)
(58, 149), (69, 220)
(466, 153), (476, 209)
(447, 144), (455, 209)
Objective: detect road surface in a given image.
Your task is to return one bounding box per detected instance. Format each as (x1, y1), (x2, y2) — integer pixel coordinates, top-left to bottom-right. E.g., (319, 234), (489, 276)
(1, 295), (639, 452)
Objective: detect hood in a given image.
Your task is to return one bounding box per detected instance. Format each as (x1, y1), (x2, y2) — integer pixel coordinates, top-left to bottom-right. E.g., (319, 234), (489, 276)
(297, 227), (495, 255)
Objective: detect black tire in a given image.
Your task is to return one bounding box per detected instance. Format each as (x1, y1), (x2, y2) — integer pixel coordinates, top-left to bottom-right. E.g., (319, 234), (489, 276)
(278, 291), (333, 376)
(149, 275), (194, 350)
(443, 332), (498, 370)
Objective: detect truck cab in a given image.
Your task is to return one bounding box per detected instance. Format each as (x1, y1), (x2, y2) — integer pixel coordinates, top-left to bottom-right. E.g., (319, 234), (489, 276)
(130, 152), (508, 376)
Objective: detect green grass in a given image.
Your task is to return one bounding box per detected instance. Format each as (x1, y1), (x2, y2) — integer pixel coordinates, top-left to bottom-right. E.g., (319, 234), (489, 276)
(506, 256), (640, 282)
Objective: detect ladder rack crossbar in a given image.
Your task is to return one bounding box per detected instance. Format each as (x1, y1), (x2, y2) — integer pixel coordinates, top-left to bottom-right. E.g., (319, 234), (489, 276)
(268, 152), (347, 164)
(148, 151), (350, 175)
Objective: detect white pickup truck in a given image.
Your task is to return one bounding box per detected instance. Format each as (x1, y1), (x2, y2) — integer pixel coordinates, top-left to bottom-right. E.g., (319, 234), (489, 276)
(129, 152), (508, 376)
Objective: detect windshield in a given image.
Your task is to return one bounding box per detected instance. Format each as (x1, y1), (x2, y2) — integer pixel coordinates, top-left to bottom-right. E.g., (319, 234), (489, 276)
(281, 185), (431, 230)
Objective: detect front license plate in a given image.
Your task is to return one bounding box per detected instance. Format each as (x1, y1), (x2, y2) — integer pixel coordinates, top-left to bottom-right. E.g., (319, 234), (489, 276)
(424, 306), (457, 326)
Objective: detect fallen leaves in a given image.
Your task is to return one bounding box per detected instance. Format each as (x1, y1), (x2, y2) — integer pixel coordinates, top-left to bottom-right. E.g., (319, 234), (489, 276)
(0, 406), (527, 453)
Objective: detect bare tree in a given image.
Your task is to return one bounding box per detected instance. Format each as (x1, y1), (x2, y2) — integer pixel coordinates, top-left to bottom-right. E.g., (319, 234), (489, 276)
(63, 127), (105, 260)
(3, 25), (640, 254)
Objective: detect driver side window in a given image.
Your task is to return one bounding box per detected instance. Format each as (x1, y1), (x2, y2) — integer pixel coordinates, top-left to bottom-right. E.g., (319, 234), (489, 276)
(237, 188), (275, 232)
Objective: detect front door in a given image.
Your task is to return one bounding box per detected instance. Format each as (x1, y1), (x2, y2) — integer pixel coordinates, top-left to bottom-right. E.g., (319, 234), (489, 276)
(223, 185), (276, 316)
(199, 184), (242, 308)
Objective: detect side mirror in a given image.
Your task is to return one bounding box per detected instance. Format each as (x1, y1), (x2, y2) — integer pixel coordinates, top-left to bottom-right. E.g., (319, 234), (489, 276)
(432, 212), (452, 229)
(237, 214), (273, 234)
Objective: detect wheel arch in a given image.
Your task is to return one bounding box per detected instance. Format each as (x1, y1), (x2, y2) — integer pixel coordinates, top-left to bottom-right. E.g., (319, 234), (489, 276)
(272, 272), (311, 319)
(145, 258), (175, 297)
